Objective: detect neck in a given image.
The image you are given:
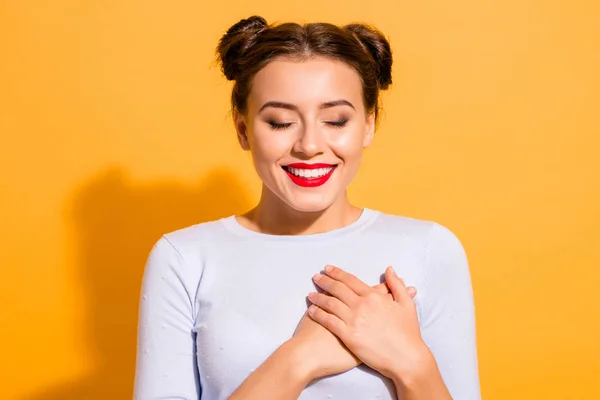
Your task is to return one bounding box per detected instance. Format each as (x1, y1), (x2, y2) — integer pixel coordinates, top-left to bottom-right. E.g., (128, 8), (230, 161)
(239, 187), (363, 235)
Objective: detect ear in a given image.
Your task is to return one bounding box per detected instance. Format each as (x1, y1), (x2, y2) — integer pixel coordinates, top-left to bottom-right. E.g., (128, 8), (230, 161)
(363, 112), (375, 148)
(234, 110), (251, 151)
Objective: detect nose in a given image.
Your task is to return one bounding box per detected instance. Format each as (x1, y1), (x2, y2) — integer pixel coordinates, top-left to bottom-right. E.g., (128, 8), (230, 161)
(291, 122), (325, 158)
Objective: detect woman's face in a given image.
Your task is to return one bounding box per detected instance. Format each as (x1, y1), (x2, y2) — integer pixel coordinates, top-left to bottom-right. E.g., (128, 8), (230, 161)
(235, 56), (375, 212)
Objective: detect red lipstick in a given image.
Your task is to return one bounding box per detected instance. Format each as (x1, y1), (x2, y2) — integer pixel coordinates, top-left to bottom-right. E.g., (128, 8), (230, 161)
(283, 163), (337, 188)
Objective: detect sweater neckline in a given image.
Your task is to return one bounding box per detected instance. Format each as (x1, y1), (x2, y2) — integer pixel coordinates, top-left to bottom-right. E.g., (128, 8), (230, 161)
(220, 208), (379, 242)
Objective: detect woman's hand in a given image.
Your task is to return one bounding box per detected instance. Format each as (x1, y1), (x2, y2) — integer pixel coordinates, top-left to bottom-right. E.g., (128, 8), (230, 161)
(289, 280), (417, 381)
(306, 265), (430, 380)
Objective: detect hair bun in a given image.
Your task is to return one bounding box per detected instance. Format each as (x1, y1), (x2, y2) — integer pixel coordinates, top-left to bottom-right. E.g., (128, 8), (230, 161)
(217, 16), (269, 81)
(344, 24), (392, 90)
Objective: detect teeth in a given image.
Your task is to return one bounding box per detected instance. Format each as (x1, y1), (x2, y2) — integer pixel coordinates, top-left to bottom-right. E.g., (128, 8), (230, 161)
(287, 166), (334, 178)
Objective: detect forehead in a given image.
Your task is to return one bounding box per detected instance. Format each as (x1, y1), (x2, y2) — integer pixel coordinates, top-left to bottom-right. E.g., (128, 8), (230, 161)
(247, 56), (364, 113)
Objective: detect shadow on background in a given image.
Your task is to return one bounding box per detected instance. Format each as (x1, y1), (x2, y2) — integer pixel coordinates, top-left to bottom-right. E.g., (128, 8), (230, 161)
(25, 167), (252, 400)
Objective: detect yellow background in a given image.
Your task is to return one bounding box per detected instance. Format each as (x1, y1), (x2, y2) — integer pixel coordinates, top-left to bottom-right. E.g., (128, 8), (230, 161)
(1, 1), (599, 399)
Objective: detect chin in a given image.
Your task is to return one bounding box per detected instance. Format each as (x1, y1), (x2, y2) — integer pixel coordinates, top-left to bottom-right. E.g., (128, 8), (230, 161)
(260, 172), (346, 213)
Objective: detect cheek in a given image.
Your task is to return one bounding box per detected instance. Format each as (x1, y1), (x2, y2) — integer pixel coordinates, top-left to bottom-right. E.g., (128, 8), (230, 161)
(250, 129), (289, 164)
(329, 130), (365, 160)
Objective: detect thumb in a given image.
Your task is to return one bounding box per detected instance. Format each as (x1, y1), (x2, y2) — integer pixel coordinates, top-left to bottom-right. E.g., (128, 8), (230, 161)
(385, 266), (410, 303)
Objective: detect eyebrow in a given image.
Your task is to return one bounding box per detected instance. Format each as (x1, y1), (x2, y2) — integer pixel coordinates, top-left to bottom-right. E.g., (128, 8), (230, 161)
(258, 99), (355, 112)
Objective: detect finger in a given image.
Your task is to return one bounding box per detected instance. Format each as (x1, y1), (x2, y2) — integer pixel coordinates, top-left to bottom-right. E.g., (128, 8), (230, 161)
(406, 286), (417, 298)
(373, 282), (390, 295)
(307, 292), (352, 323)
(322, 265), (371, 296)
(374, 282), (417, 299)
(313, 272), (359, 306)
(308, 304), (347, 340)
(373, 282), (394, 301)
(373, 283), (394, 301)
(385, 266), (411, 303)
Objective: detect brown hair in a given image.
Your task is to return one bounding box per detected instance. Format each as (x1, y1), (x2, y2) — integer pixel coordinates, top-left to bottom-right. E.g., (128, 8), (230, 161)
(216, 16), (393, 121)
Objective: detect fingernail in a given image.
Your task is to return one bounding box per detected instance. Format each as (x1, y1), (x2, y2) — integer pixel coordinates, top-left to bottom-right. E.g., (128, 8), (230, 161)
(308, 305), (316, 315)
(389, 266), (396, 275)
(324, 265), (333, 272)
(313, 273), (322, 282)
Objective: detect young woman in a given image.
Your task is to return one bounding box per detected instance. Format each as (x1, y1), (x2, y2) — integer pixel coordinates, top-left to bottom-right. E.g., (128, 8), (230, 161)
(134, 15), (480, 400)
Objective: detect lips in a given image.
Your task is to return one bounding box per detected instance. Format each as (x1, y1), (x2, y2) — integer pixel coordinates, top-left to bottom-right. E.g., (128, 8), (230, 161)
(282, 163), (338, 188)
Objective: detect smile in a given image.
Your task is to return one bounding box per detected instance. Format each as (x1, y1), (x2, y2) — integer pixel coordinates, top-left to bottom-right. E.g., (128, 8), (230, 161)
(282, 163), (338, 187)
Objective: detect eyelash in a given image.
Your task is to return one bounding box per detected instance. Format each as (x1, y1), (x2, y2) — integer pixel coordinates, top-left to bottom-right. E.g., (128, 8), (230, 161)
(268, 120), (348, 131)
(268, 122), (292, 131)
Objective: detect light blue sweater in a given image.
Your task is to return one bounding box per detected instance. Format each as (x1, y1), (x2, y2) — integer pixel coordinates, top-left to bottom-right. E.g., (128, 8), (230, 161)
(133, 208), (481, 399)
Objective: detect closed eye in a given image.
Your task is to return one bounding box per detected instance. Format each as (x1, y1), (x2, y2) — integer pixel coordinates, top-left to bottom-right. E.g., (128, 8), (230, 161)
(326, 120), (348, 128)
(268, 120), (347, 130)
(268, 121), (293, 131)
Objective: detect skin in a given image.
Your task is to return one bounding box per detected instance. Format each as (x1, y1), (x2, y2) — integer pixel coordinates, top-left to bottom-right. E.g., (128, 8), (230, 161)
(233, 56), (372, 235)
(228, 56), (451, 400)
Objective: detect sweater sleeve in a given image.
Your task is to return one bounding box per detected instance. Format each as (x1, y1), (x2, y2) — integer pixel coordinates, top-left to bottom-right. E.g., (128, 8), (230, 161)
(419, 223), (481, 399)
(133, 236), (201, 400)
